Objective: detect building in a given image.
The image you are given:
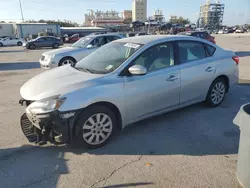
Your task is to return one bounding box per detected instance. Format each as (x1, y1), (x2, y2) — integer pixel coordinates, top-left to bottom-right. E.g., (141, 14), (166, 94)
(91, 20), (124, 27)
(132, 0), (147, 22)
(14, 23), (60, 39)
(123, 10), (132, 20)
(84, 10), (124, 27)
(148, 9), (164, 23)
(84, 11), (96, 26)
(0, 23), (14, 37)
(199, 0), (225, 29)
(169, 15), (178, 23)
(146, 9), (165, 26)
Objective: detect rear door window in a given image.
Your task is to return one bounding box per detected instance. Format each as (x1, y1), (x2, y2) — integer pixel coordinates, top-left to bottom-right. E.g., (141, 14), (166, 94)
(38, 38), (45, 42)
(177, 41), (207, 63)
(106, 36), (121, 43)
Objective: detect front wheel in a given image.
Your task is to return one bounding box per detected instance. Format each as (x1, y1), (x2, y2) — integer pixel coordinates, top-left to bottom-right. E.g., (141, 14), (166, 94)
(0, 42), (3, 47)
(29, 44), (36, 50)
(17, 41), (22, 46)
(74, 105), (117, 148)
(58, 57), (76, 67)
(206, 78), (227, 107)
(52, 43), (59, 49)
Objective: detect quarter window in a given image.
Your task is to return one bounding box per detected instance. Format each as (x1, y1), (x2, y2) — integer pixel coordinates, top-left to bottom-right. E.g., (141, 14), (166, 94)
(205, 44), (216, 56)
(177, 41), (206, 63)
(132, 42), (175, 72)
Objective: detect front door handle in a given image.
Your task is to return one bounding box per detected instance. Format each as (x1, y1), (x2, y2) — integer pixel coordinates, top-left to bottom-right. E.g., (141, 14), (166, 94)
(206, 67), (215, 72)
(166, 75), (179, 82)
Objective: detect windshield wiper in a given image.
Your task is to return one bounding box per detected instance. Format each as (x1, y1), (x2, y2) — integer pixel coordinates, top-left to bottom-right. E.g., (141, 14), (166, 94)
(74, 67), (93, 73)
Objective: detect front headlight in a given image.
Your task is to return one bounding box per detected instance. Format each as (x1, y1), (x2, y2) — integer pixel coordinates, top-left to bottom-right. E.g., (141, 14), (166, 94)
(26, 97), (66, 115)
(44, 54), (55, 61)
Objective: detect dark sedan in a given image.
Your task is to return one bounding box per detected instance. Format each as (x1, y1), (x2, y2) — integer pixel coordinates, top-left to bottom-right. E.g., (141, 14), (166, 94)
(23, 36), (63, 50)
(177, 31), (216, 44)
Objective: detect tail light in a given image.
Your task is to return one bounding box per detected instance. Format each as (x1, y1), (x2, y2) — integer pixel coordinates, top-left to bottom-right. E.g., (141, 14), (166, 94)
(207, 35), (216, 44)
(232, 56), (239, 65)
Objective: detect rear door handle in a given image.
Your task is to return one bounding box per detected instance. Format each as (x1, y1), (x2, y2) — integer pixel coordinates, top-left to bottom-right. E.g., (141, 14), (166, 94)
(166, 75), (179, 82)
(206, 67), (215, 72)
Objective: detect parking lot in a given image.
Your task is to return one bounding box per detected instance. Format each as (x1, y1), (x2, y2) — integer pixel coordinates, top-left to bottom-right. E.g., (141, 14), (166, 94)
(0, 35), (250, 188)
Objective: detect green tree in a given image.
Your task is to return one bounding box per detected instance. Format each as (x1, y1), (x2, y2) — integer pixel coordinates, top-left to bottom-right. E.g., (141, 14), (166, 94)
(169, 16), (190, 25)
(25, 19), (79, 27)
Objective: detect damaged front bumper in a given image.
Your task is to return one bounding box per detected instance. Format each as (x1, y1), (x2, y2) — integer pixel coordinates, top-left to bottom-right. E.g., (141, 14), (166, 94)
(19, 99), (79, 145)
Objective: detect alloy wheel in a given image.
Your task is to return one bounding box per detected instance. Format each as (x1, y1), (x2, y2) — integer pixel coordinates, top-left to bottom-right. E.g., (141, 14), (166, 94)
(62, 59), (74, 65)
(82, 113), (113, 145)
(211, 82), (226, 105)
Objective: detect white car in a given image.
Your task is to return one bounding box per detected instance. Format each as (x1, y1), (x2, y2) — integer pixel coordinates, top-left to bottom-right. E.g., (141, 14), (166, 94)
(0, 37), (25, 47)
(235, 29), (244, 33)
(39, 33), (124, 69)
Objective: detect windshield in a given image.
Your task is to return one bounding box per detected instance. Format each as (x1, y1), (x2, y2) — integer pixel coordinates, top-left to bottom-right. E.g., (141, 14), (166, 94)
(71, 36), (92, 48)
(75, 42), (143, 74)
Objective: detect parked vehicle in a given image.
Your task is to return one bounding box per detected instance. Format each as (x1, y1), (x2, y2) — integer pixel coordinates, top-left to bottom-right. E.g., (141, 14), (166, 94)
(135, 32), (147, 36)
(177, 31), (216, 44)
(235, 28), (244, 33)
(0, 36), (13, 39)
(19, 35), (239, 148)
(227, 29), (235, 33)
(212, 30), (219, 34)
(218, 30), (222, 34)
(126, 32), (136, 37)
(39, 33), (123, 69)
(23, 36), (63, 50)
(0, 37), (25, 47)
(65, 34), (80, 43)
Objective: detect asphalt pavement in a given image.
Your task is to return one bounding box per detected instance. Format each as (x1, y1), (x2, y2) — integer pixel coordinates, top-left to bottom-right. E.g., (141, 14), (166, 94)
(0, 35), (249, 188)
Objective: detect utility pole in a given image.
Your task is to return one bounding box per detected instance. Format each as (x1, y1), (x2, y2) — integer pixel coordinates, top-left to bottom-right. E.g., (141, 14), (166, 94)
(18, 0), (24, 22)
(245, 0), (249, 24)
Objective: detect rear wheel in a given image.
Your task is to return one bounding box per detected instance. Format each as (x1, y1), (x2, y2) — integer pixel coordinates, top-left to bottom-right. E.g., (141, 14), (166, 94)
(52, 43), (59, 49)
(206, 78), (227, 107)
(59, 57), (76, 67)
(17, 41), (22, 46)
(0, 42), (3, 47)
(29, 44), (36, 50)
(74, 105), (117, 148)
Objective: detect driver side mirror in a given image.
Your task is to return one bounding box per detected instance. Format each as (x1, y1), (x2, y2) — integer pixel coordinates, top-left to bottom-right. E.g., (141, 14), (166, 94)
(86, 44), (94, 49)
(128, 65), (147, 75)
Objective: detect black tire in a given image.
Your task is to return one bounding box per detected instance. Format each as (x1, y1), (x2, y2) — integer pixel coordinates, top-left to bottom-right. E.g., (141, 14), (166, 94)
(206, 78), (227, 107)
(29, 44), (36, 50)
(0, 42), (3, 47)
(52, 43), (59, 49)
(17, 41), (22, 46)
(58, 57), (76, 67)
(73, 105), (118, 149)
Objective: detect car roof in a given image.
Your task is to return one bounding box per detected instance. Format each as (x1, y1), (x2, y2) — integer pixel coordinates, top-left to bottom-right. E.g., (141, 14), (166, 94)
(87, 33), (122, 38)
(116, 35), (201, 45)
(39, 36), (57, 38)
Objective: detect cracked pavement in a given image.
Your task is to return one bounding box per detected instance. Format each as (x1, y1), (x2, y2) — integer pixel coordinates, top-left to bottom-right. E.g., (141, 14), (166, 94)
(0, 35), (250, 188)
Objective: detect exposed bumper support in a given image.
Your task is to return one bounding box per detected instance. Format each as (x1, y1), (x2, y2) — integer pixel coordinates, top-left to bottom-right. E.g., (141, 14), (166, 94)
(20, 110), (79, 145)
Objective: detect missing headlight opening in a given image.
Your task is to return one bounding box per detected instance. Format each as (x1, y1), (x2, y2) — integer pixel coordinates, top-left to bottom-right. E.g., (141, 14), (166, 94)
(19, 98), (74, 146)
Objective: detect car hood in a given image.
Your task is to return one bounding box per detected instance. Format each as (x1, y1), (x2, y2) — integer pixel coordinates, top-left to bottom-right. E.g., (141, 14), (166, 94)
(42, 47), (84, 56)
(20, 65), (103, 101)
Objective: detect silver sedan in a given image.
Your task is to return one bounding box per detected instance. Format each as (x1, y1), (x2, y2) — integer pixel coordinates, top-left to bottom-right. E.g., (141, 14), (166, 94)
(20, 35), (239, 148)
(39, 33), (123, 69)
